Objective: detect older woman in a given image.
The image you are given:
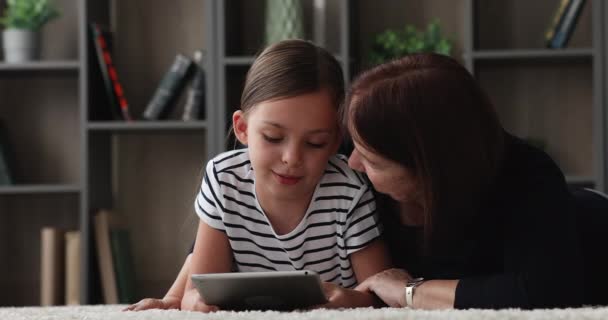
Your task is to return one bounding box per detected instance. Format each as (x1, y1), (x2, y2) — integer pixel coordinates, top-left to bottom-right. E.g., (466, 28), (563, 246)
(327, 53), (583, 309)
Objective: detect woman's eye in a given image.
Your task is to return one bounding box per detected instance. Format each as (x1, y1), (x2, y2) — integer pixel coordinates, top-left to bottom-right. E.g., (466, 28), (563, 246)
(263, 135), (282, 143)
(307, 142), (327, 149)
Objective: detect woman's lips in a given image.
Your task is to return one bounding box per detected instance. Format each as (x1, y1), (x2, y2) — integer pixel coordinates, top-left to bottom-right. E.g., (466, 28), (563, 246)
(273, 172), (302, 185)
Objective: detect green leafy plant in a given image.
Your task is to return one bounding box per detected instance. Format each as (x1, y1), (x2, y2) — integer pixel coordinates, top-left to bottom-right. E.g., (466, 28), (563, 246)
(369, 20), (452, 65)
(0, 0), (60, 30)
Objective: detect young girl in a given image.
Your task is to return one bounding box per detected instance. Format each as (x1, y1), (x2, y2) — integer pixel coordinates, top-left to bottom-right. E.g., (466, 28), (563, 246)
(126, 39), (390, 312)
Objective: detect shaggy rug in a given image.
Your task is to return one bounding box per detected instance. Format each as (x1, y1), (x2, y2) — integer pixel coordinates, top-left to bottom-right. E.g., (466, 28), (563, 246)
(1, 305), (608, 320)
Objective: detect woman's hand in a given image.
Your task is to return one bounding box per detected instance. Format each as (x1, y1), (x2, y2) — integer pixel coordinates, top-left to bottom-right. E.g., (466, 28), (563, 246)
(355, 268), (413, 307)
(180, 288), (219, 312)
(313, 282), (384, 309)
(123, 295), (181, 311)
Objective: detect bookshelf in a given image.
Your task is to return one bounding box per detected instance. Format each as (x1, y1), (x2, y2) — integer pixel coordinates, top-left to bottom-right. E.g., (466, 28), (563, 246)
(0, 0), (83, 306)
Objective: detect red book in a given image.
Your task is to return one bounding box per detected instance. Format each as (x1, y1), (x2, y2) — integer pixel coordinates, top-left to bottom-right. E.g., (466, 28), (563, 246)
(90, 23), (132, 121)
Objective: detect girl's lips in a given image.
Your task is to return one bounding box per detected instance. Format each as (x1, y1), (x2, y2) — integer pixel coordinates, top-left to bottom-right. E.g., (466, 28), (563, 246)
(273, 172), (302, 185)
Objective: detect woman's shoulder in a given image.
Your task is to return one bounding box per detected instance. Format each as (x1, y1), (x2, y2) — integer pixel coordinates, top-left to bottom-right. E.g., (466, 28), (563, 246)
(494, 134), (568, 197)
(503, 135), (565, 182)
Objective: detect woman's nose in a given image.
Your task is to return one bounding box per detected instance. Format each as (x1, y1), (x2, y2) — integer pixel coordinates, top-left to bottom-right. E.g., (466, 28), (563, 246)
(348, 150), (364, 172)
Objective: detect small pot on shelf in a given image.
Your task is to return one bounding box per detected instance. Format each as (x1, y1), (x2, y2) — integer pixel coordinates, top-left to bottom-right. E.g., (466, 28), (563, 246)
(2, 28), (40, 63)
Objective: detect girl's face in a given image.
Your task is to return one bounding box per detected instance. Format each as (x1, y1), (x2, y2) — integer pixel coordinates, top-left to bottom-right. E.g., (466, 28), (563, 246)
(348, 139), (421, 204)
(233, 90), (340, 203)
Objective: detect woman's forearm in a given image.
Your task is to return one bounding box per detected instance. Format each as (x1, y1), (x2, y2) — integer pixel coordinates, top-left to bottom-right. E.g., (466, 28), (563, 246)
(413, 280), (458, 309)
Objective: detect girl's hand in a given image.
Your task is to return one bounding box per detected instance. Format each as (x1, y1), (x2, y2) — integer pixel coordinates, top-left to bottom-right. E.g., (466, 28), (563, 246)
(181, 288), (219, 312)
(355, 268), (413, 307)
(122, 295), (180, 311)
(313, 282), (383, 309)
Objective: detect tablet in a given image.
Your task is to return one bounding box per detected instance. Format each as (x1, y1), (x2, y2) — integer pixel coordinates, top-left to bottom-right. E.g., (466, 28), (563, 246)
(191, 270), (328, 311)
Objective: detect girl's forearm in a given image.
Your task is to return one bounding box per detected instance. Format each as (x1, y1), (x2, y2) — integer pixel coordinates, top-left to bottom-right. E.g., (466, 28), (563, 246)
(163, 254), (192, 301)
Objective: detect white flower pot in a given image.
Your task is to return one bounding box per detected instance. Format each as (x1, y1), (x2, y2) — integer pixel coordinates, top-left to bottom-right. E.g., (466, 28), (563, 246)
(2, 29), (40, 63)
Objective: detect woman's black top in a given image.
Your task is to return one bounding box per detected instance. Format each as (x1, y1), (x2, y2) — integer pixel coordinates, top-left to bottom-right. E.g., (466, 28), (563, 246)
(382, 134), (584, 309)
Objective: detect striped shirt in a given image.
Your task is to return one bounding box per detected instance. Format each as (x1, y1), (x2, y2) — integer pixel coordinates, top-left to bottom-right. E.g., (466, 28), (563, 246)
(194, 149), (382, 288)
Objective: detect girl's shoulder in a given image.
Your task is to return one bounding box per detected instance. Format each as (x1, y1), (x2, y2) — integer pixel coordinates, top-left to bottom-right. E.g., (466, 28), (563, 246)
(206, 148), (251, 172)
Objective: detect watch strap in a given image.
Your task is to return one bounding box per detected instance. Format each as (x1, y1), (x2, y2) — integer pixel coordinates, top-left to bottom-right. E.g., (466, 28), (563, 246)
(405, 277), (425, 308)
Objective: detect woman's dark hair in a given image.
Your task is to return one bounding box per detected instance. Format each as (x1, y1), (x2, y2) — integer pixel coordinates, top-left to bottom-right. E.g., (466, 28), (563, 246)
(343, 53), (505, 255)
(241, 39), (344, 114)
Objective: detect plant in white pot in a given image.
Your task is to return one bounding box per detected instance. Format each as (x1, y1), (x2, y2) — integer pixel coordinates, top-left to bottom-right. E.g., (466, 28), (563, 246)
(0, 0), (60, 63)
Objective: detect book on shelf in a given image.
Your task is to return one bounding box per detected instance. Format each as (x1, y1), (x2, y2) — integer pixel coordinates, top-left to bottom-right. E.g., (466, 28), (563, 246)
(545, 0), (569, 46)
(142, 53), (194, 120)
(0, 119), (15, 185)
(89, 22), (133, 121)
(64, 230), (81, 305)
(110, 228), (137, 303)
(40, 227), (65, 306)
(546, 0), (586, 49)
(94, 209), (119, 304)
(182, 50), (206, 121)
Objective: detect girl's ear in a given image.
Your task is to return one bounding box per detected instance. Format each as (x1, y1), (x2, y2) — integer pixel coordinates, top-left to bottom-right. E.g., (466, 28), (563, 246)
(233, 110), (249, 145)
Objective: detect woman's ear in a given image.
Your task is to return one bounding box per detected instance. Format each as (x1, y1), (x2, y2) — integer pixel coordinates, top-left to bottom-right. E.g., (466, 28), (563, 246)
(233, 110), (249, 145)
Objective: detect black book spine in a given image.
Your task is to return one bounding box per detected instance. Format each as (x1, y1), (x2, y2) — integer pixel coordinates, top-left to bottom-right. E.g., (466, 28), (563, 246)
(182, 50), (206, 121)
(0, 120), (15, 185)
(143, 54), (194, 120)
(90, 23), (132, 121)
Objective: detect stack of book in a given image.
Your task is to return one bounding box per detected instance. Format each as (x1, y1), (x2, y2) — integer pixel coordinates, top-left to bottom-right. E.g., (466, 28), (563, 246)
(40, 227), (81, 306)
(89, 22), (207, 122)
(142, 50), (207, 121)
(94, 209), (137, 304)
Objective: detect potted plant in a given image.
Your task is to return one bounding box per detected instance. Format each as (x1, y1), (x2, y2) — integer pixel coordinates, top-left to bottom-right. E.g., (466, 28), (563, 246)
(0, 0), (60, 63)
(369, 20), (452, 66)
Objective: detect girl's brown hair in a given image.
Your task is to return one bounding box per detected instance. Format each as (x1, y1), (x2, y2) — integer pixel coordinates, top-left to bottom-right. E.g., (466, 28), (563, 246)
(241, 39), (344, 114)
(343, 53), (505, 256)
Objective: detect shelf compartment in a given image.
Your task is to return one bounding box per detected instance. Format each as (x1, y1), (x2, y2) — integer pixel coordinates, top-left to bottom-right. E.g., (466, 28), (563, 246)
(87, 121), (208, 131)
(223, 0), (344, 56)
(475, 0), (593, 50)
(0, 184), (80, 195)
(87, 131), (205, 298)
(0, 76), (80, 186)
(476, 62), (594, 178)
(0, 193), (79, 306)
(0, 61), (80, 72)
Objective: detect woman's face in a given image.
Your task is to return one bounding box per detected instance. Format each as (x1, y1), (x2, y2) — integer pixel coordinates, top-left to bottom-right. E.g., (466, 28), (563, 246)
(348, 140), (421, 204)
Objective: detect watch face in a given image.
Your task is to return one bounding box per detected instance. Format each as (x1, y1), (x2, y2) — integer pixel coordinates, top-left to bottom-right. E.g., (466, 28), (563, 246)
(407, 277), (425, 286)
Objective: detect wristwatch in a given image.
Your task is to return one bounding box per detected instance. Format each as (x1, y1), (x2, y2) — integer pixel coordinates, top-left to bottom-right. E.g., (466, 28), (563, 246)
(404, 277), (425, 308)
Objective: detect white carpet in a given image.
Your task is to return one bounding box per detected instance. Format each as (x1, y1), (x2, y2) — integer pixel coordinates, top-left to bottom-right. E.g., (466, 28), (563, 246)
(2, 305), (608, 320)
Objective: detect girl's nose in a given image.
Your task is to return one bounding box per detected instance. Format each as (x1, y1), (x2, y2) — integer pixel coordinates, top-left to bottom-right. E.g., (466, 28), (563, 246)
(282, 143), (303, 167)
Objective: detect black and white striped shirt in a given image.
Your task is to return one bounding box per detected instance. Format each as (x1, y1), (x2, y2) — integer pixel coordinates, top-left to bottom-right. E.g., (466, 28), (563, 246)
(195, 149), (382, 288)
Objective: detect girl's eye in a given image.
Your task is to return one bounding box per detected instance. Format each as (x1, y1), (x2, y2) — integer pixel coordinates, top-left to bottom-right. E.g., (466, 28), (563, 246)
(263, 135), (282, 143)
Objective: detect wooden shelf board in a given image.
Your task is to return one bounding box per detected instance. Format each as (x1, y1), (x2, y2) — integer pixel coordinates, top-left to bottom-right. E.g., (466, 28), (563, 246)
(0, 60), (80, 71)
(0, 184), (81, 195)
(468, 48), (594, 61)
(87, 120), (208, 131)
